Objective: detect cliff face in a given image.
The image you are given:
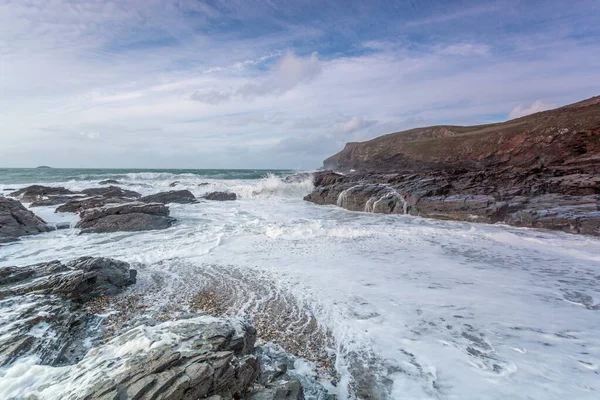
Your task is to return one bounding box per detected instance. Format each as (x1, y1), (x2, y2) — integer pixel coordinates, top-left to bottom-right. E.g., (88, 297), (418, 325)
(323, 96), (600, 172)
(308, 96), (600, 236)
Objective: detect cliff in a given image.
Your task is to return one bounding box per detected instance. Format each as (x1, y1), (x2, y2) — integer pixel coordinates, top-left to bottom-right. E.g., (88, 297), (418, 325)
(323, 96), (600, 173)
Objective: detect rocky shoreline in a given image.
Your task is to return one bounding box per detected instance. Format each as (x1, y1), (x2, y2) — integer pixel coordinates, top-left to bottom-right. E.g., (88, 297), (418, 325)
(304, 167), (600, 235)
(0, 256), (332, 399)
(304, 96), (600, 236)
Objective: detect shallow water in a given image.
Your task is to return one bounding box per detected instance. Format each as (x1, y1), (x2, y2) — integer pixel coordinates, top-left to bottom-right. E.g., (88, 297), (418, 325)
(1, 169), (599, 399)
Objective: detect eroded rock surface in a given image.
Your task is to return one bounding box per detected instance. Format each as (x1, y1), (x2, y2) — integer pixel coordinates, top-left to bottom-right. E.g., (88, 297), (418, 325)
(0, 257), (136, 367)
(76, 202), (176, 233)
(140, 190), (197, 204)
(80, 185), (141, 199)
(0, 197), (52, 243)
(8, 185), (77, 203)
(305, 170), (600, 235)
(203, 191), (237, 201)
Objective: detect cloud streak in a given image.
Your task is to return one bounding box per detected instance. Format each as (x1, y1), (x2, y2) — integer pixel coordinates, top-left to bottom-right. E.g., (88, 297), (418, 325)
(1, 0), (599, 168)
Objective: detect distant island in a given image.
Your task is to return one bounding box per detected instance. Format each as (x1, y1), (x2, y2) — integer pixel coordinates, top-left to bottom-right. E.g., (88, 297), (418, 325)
(36, 166), (52, 169)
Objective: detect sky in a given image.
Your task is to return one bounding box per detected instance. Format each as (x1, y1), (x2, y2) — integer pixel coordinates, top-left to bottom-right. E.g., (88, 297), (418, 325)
(1, 0), (600, 169)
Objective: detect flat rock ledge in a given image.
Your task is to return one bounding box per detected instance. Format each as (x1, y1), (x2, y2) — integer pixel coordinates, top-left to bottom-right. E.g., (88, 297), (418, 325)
(0, 197), (52, 243)
(76, 202), (176, 234)
(304, 170), (600, 236)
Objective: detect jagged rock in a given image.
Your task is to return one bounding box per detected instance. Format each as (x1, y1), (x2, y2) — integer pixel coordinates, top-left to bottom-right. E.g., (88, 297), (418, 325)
(76, 202), (176, 233)
(305, 171), (600, 235)
(29, 195), (85, 207)
(9, 185), (77, 203)
(249, 379), (305, 400)
(0, 197), (52, 243)
(140, 190), (197, 204)
(0, 257), (136, 366)
(98, 179), (120, 185)
(284, 173), (312, 183)
(5, 317), (261, 400)
(55, 196), (129, 213)
(81, 185), (141, 199)
(0, 257), (135, 301)
(204, 191), (237, 201)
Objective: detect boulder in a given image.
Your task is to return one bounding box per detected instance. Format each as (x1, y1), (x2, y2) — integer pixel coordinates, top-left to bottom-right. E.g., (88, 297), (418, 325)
(76, 202), (176, 233)
(284, 173), (312, 183)
(80, 185), (141, 199)
(9, 185), (77, 203)
(0, 197), (52, 243)
(140, 190), (197, 204)
(204, 191), (237, 201)
(9, 317), (261, 400)
(55, 222), (71, 230)
(0, 257), (136, 366)
(0, 256), (135, 301)
(29, 195), (85, 207)
(98, 179), (120, 185)
(55, 196), (129, 213)
(249, 379), (305, 400)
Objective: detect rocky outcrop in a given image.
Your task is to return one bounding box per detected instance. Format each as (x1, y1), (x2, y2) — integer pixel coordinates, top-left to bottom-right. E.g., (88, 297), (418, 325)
(29, 195), (85, 207)
(323, 96), (600, 172)
(307, 96), (600, 236)
(0, 258), (311, 400)
(55, 196), (129, 213)
(81, 185), (141, 199)
(0, 197), (52, 243)
(305, 170), (600, 235)
(98, 179), (120, 185)
(0, 257), (136, 367)
(9, 185), (77, 203)
(204, 191), (237, 201)
(76, 202), (176, 233)
(140, 190), (198, 204)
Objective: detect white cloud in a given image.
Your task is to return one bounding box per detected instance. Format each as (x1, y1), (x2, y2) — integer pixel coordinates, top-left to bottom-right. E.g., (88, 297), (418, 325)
(438, 43), (491, 56)
(508, 100), (557, 119)
(333, 116), (377, 134)
(79, 131), (100, 140)
(237, 51), (322, 98)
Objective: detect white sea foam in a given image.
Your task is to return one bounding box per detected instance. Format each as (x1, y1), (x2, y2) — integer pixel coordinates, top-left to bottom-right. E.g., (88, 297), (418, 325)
(1, 174), (600, 399)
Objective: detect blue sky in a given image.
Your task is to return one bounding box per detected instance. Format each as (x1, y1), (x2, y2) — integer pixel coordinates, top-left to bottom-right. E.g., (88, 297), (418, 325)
(1, 0), (599, 169)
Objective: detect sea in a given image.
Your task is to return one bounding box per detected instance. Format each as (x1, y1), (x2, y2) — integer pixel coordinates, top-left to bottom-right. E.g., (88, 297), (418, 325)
(1, 168), (599, 399)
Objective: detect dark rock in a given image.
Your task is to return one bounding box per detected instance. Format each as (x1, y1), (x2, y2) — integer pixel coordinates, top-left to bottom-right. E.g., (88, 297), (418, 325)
(249, 379), (305, 400)
(36, 166), (51, 169)
(29, 317), (261, 399)
(55, 222), (70, 230)
(9, 185), (77, 203)
(0, 256), (135, 301)
(29, 195), (85, 207)
(198, 182), (211, 186)
(98, 179), (120, 185)
(284, 173), (313, 183)
(55, 196), (129, 213)
(80, 185), (141, 199)
(0, 257), (136, 366)
(76, 202), (176, 233)
(169, 181), (180, 187)
(0, 197), (52, 243)
(3, 188), (16, 191)
(140, 190), (197, 204)
(306, 96), (600, 236)
(203, 191), (237, 201)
